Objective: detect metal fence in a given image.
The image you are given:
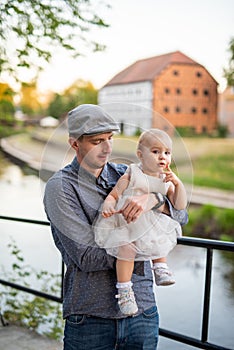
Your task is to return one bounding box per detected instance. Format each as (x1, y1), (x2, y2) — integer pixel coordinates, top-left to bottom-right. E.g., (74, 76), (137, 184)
(0, 215), (234, 350)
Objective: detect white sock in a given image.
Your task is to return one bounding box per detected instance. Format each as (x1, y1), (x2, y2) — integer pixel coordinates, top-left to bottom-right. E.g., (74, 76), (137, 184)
(152, 262), (168, 270)
(116, 281), (132, 289)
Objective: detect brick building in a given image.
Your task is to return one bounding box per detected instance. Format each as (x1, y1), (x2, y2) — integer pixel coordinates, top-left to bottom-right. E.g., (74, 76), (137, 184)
(98, 51), (218, 135)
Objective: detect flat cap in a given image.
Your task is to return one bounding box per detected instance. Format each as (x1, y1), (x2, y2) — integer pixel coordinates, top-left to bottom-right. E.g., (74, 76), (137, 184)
(68, 104), (120, 138)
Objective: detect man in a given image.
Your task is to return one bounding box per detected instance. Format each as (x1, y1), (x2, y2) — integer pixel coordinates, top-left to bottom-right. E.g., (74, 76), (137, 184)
(44, 104), (187, 349)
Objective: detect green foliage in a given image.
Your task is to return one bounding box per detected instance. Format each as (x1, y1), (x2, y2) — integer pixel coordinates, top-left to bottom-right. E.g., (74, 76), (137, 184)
(47, 80), (98, 118)
(185, 205), (234, 240)
(216, 124), (229, 138)
(0, 100), (15, 121)
(134, 127), (142, 137)
(0, 239), (64, 340)
(176, 126), (196, 137)
(0, 0), (110, 83)
(192, 153), (234, 190)
(223, 37), (234, 87)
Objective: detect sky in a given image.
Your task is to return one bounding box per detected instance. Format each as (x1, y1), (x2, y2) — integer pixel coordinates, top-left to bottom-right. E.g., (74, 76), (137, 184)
(37, 0), (234, 94)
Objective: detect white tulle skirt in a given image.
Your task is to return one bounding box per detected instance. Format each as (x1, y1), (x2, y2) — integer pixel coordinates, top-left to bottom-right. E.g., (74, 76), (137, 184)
(94, 196), (182, 261)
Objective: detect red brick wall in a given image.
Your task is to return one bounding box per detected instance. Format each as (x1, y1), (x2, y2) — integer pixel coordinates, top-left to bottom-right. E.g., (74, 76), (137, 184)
(152, 64), (218, 134)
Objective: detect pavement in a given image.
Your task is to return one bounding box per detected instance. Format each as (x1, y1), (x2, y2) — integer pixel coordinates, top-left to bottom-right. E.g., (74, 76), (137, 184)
(0, 324), (62, 350)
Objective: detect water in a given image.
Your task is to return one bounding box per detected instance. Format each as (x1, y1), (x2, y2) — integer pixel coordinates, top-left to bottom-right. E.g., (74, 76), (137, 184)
(0, 162), (234, 349)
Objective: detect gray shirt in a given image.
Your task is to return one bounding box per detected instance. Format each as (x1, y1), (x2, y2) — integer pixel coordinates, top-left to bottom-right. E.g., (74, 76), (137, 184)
(44, 157), (156, 319)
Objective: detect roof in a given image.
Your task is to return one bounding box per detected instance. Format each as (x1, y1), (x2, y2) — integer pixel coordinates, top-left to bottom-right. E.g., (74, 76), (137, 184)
(103, 51), (202, 86)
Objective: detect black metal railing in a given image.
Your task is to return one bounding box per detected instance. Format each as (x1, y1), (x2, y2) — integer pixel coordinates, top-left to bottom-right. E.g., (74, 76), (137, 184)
(0, 215), (64, 304)
(0, 215), (234, 350)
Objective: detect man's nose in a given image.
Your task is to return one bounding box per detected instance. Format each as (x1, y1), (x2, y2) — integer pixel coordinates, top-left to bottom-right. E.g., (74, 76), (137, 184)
(102, 140), (112, 152)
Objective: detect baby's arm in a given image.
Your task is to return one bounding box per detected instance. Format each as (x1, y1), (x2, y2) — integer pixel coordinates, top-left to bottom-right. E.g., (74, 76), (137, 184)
(102, 173), (130, 218)
(164, 165), (187, 210)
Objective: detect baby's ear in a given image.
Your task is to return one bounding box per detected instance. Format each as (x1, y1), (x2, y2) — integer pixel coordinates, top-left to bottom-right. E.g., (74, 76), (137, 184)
(137, 149), (143, 160)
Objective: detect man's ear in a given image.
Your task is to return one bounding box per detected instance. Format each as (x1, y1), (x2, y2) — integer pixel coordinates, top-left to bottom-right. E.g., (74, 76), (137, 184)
(69, 137), (79, 151)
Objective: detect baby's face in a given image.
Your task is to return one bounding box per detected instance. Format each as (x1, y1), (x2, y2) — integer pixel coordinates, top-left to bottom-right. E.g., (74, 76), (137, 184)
(138, 136), (172, 174)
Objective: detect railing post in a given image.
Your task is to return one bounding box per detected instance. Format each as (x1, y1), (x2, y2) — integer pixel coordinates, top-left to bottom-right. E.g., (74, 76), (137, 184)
(61, 261), (65, 300)
(201, 248), (213, 342)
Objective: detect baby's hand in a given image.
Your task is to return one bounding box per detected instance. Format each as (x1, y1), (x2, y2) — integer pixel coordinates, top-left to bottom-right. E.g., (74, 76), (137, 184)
(163, 164), (180, 186)
(102, 205), (120, 218)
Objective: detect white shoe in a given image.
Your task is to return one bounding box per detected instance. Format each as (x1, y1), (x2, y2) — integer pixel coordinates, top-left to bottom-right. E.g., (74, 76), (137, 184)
(153, 266), (175, 286)
(115, 287), (138, 316)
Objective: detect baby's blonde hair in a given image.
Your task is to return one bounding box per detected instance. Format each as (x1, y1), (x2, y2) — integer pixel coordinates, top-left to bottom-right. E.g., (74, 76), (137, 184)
(137, 128), (172, 151)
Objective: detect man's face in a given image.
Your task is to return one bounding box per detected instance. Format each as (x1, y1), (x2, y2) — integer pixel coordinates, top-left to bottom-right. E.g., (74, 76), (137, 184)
(70, 132), (113, 176)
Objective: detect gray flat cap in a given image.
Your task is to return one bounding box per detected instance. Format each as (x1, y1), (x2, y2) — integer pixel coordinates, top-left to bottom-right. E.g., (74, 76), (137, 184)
(68, 104), (120, 138)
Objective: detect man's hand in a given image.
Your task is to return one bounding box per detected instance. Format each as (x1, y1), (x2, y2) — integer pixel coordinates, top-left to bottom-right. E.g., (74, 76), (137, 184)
(120, 193), (164, 223)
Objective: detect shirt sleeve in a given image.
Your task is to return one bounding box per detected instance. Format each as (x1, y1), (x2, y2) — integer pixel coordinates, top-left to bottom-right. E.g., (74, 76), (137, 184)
(44, 176), (116, 272)
(164, 196), (189, 226)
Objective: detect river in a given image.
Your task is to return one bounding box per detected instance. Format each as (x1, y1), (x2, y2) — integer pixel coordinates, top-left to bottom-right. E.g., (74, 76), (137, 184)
(0, 161), (233, 349)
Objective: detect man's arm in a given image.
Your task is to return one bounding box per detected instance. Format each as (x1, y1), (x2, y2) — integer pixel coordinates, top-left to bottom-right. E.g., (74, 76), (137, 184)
(44, 177), (116, 272)
(120, 192), (188, 225)
(102, 173), (130, 217)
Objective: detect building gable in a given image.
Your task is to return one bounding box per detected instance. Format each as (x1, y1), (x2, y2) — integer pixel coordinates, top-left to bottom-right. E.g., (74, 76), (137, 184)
(104, 51), (202, 86)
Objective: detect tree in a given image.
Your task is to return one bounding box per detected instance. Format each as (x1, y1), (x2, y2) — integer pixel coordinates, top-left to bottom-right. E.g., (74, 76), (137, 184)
(0, 0), (110, 83)
(0, 83), (14, 103)
(47, 79), (97, 118)
(0, 83), (15, 124)
(20, 81), (41, 116)
(223, 37), (234, 87)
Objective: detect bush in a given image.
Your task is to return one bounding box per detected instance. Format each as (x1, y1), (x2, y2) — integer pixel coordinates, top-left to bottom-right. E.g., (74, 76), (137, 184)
(0, 239), (64, 340)
(184, 205), (234, 241)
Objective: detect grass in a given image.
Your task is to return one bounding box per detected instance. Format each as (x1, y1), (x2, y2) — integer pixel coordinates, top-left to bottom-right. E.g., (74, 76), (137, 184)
(113, 135), (234, 191)
(184, 204), (234, 241)
(1, 129), (234, 191)
(182, 138), (234, 191)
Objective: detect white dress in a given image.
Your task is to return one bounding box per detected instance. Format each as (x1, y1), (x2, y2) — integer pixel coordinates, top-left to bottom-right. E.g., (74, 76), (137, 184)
(94, 164), (182, 261)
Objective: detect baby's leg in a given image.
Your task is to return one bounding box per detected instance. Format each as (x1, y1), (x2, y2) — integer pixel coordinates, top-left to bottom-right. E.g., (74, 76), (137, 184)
(153, 256), (167, 264)
(117, 244), (135, 283)
(115, 244), (138, 316)
(116, 259), (134, 283)
(152, 256), (175, 286)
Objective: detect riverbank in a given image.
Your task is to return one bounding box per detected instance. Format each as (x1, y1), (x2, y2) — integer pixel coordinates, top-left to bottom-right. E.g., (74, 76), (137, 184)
(1, 130), (234, 209)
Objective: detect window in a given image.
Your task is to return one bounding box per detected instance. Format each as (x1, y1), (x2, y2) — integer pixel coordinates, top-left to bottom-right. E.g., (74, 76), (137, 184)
(175, 106), (181, 113)
(176, 88), (181, 94)
(164, 106), (169, 113)
(196, 71), (202, 78)
(202, 108), (208, 114)
(191, 107), (197, 114)
(165, 87), (170, 94)
(203, 89), (209, 96)
(173, 70), (179, 76)
(192, 89), (198, 95)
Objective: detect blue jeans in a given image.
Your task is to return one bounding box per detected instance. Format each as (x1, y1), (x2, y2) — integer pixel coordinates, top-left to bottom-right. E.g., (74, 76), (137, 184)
(64, 306), (159, 350)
